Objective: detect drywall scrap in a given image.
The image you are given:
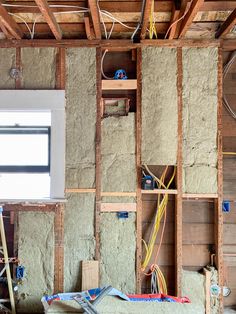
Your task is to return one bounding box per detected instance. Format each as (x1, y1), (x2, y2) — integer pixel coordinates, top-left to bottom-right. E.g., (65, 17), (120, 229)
(21, 48), (56, 88)
(64, 193), (96, 292)
(66, 48), (97, 189)
(46, 271), (205, 313)
(0, 48), (16, 88)
(101, 114), (136, 195)
(100, 212), (136, 293)
(182, 48), (218, 193)
(17, 212), (54, 313)
(142, 47), (178, 165)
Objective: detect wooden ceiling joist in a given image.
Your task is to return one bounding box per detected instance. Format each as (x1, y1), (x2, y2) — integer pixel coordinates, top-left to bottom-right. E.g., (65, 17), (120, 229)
(172, 0), (188, 38)
(216, 8), (236, 38)
(84, 13), (95, 40)
(88, 0), (101, 40)
(168, 2), (180, 39)
(140, 0), (153, 40)
(178, 0), (205, 38)
(34, 0), (62, 40)
(0, 1), (23, 39)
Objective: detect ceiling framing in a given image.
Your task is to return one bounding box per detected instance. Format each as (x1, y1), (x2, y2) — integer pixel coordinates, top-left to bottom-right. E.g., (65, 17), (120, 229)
(0, 0), (235, 41)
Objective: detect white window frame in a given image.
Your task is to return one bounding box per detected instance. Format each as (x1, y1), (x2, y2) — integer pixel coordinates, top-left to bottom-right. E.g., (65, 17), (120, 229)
(0, 90), (65, 200)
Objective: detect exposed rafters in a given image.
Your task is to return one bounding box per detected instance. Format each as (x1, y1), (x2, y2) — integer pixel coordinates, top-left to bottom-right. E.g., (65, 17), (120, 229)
(178, 0), (205, 38)
(216, 8), (236, 38)
(84, 13), (95, 40)
(173, 0), (188, 38)
(140, 0), (153, 40)
(0, 1), (23, 39)
(88, 0), (101, 40)
(168, 2), (180, 39)
(34, 0), (62, 40)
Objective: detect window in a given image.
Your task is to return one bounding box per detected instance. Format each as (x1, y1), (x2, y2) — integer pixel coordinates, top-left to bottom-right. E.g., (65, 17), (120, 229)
(0, 90), (65, 200)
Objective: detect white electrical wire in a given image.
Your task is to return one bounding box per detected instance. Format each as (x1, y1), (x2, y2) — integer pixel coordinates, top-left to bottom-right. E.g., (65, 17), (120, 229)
(100, 10), (136, 30)
(223, 51), (236, 119)
(101, 49), (113, 79)
(8, 12), (32, 37)
(164, 0), (194, 39)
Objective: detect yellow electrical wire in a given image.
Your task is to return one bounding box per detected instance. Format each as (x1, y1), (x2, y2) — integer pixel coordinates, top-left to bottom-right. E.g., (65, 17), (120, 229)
(149, 0), (157, 39)
(141, 166), (176, 272)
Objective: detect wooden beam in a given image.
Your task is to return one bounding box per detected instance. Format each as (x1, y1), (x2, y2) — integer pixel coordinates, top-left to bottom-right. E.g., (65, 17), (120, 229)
(54, 204), (64, 293)
(0, 1), (23, 39)
(0, 18), (13, 39)
(84, 14), (95, 40)
(95, 47), (102, 261)
(168, 4), (180, 39)
(34, 0), (62, 40)
(178, 0), (205, 38)
(175, 47), (183, 297)
(173, 0), (188, 38)
(88, 0), (101, 39)
(215, 47), (224, 313)
(140, 0), (152, 40)
(136, 48), (142, 293)
(216, 8), (236, 38)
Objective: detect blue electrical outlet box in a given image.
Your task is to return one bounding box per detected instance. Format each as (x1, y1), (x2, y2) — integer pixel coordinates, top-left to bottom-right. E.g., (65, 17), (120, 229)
(16, 266), (25, 279)
(222, 200), (230, 213)
(117, 212), (129, 219)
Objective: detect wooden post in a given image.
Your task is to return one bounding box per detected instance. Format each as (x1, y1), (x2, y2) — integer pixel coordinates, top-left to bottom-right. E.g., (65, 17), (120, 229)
(15, 47), (21, 89)
(54, 204), (64, 293)
(56, 47), (65, 90)
(215, 47), (224, 313)
(136, 47), (142, 293)
(95, 47), (102, 262)
(175, 47), (183, 296)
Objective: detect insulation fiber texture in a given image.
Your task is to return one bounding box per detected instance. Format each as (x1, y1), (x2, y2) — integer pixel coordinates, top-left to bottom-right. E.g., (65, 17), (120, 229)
(64, 193), (95, 292)
(182, 48), (218, 193)
(21, 48), (56, 88)
(0, 48), (16, 88)
(66, 48), (96, 188)
(100, 212), (136, 293)
(17, 212), (54, 313)
(101, 114), (136, 194)
(46, 271), (205, 313)
(142, 47), (178, 165)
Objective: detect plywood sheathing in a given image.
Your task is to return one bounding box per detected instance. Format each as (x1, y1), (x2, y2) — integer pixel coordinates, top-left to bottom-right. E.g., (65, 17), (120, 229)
(17, 212), (54, 313)
(65, 48), (96, 189)
(101, 114), (136, 200)
(100, 212), (136, 293)
(141, 47), (178, 165)
(21, 48), (56, 88)
(64, 193), (95, 292)
(182, 47), (218, 193)
(0, 48), (15, 88)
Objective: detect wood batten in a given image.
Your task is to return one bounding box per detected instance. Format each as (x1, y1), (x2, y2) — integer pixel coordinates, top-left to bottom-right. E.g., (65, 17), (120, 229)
(216, 8), (236, 38)
(34, 0), (62, 40)
(0, 1), (23, 39)
(88, 0), (102, 40)
(178, 0), (205, 38)
(140, 0), (153, 40)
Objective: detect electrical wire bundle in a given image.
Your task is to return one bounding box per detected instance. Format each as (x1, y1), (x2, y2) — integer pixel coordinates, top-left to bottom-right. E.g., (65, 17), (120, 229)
(141, 165), (176, 295)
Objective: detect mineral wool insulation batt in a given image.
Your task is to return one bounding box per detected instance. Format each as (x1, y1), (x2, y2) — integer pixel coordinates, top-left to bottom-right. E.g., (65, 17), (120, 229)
(182, 48), (218, 194)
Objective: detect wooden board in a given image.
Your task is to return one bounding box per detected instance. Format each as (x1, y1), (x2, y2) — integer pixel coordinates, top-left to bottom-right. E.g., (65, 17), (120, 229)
(102, 79), (137, 90)
(101, 203), (136, 212)
(82, 260), (99, 291)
